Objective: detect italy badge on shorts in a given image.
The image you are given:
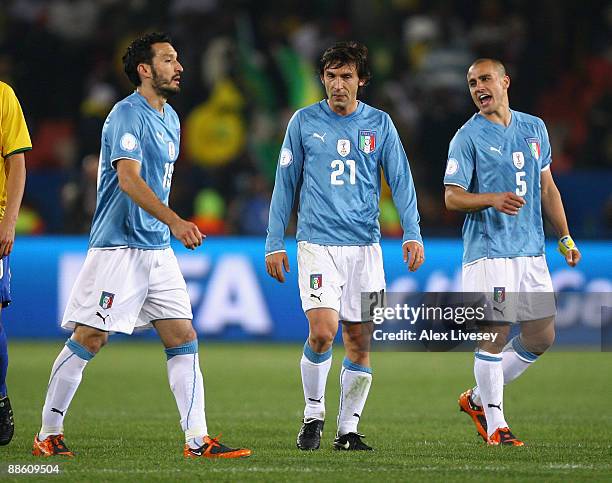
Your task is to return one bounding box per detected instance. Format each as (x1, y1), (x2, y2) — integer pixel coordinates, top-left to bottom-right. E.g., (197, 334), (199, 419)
(359, 130), (376, 154)
(493, 287), (506, 303)
(525, 137), (540, 160)
(310, 274), (322, 290)
(99, 291), (115, 309)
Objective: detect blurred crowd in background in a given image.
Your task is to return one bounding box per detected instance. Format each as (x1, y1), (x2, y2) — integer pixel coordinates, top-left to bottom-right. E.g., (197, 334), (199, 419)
(1, 0), (611, 238)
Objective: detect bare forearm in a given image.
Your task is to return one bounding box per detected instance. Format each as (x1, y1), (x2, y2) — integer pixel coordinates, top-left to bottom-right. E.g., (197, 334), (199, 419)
(445, 189), (494, 212)
(445, 185), (526, 216)
(4, 154), (26, 223)
(541, 185), (570, 238)
(119, 175), (179, 228)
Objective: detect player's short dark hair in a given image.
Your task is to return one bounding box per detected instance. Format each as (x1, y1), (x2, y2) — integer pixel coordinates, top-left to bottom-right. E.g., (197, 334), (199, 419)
(469, 58), (507, 77)
(319, 41), (371, 86)
(123, 32), (173, 87)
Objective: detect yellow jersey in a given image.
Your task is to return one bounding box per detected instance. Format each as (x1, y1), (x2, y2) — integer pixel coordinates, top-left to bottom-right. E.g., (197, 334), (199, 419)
(0, 81), (31, 220)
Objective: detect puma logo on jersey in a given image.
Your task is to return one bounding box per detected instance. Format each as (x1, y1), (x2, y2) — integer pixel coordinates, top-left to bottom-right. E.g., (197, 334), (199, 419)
(312, 132), (326, 143)
(488, 402), (502, 411)
(489, 146), (502, 155)
(310, 293), (322, 302)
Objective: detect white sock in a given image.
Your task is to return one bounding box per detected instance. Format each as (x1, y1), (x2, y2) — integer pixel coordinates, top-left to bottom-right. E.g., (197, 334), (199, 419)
(502, 335), (538, 383)
(301, 341), (332, 420)
(165, 341), (207, 448)
(474, 350), (507, 436)
(40, 339), (93, 439)
(471, 336), (538, 407)
(337, 357), (372, 436)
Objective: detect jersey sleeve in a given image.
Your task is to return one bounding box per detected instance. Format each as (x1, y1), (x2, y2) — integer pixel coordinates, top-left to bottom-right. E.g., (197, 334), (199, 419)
(1, 84), (32, 158)
(108, 104), (144, 168)
(380, 114), (422, 245)
(265, 111), (305, 254)
(443, 128), (475, 190)
(539, 119), (552, 171)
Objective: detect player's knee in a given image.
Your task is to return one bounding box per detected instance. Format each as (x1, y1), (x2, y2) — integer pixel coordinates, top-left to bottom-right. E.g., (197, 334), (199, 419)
(77, 333), (108, 354)
(181, 328), (197, 345)
(72, 325), (109, 354)
(522, 330), (555, 355)
(308, 332), (334, 352)
(89, 333), (108, 353)
(165, 328), (198, 348)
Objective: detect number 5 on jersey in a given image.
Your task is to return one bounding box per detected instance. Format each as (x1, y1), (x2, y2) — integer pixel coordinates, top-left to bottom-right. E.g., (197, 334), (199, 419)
(331, 159), (356, 185)
(515, 171), (526, 196)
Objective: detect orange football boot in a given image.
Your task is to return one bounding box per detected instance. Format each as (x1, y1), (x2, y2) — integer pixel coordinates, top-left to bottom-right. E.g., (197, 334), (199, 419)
(458, 388), (488, 442)
(184, 435), (251, 459)
(32, 434), (75, 457)
(487, 427), (525, 446)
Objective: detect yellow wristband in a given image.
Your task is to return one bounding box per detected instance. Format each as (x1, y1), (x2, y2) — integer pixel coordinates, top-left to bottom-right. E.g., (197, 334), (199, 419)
(558, 235), (576, 256)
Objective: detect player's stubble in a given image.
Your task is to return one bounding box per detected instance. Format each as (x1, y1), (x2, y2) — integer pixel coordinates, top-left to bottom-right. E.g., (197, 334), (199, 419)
(151, 67), (180, 99)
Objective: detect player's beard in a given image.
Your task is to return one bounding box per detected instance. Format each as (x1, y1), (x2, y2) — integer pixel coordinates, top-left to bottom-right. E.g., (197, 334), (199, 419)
(151, 68), (180, 98)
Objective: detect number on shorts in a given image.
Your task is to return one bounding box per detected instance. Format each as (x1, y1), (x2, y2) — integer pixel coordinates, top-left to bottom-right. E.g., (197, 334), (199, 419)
(369, 289), (385, 317)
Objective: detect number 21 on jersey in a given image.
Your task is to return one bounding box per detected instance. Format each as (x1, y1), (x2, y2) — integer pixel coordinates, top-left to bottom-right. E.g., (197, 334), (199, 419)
(330, 159), (356, 185)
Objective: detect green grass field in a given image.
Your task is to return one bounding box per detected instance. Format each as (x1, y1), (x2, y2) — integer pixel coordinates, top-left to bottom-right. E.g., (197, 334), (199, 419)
(1, 341), (611, 482)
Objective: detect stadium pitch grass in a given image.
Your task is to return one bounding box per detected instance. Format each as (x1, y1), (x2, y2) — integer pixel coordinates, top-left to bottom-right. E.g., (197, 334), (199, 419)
(3, 341), (611, 482)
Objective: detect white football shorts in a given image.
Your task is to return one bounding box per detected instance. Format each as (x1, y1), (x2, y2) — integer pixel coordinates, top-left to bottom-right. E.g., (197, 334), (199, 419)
(297, 241), (386, 322)
(62, 247), (192, 334)
(462, 255), (555, 323)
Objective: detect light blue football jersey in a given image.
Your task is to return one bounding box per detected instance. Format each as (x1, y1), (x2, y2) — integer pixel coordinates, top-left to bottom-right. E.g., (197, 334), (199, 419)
(443, 110), (552, 264)
(89, 91), (180, 249)
(265, 100), (422, 254)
